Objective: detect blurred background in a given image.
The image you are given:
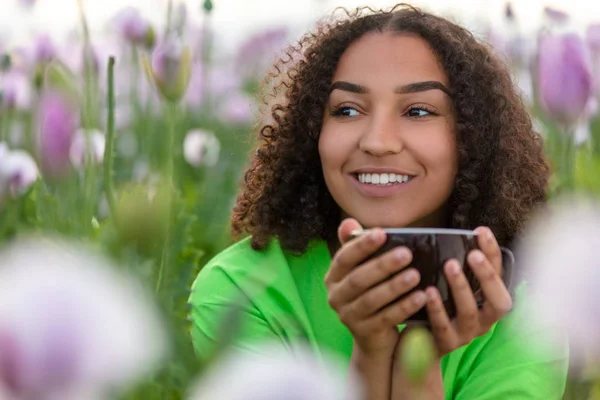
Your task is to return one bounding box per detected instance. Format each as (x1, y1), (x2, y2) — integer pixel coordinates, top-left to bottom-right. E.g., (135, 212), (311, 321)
(1, 0), (600, 399)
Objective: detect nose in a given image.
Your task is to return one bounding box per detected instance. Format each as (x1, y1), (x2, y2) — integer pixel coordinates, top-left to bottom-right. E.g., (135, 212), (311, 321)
(358, 111), (404, 156)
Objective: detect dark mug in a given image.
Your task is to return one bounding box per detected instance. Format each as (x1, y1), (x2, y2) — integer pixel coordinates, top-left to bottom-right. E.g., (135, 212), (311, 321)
(350, 228), (514, 324)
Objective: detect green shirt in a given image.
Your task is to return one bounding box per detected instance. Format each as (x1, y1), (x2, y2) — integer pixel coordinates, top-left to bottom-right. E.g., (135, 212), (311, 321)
(189, 237), (568, 399)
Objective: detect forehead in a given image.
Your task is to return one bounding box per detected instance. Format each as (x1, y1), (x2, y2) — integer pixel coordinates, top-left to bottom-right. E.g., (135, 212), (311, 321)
(332, 32), (449, 86)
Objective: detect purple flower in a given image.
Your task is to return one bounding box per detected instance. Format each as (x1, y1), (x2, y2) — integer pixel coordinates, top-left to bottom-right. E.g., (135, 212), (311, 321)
(113, 7), (155, 48)
(0, 238), (167, 399)
(184, 61), (204, 109)
(37, 92), (78, 178)
(537, 33), (594, 126)
(543, 7), (569, 24)
(587, 24), (600, 52)
(218, 93), (255, 125)
(235, 27), (289, 81)
(33, 34), (57, 64)
(0, 70), (32, 110)
(145, 35), (191, 102)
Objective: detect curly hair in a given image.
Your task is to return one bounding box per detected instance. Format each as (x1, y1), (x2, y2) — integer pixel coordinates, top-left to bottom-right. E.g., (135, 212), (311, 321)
(231, 3), (549, 254)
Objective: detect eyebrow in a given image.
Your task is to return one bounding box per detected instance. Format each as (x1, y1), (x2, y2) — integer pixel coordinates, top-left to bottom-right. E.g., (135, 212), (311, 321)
(328, 80), (452, 97)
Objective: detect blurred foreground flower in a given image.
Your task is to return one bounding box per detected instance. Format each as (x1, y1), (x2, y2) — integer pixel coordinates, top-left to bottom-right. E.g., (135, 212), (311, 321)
(183, 129), (220, 167)
(69, 128), (105, 167)
(17, 0), (37, 9)
(517, 197), (600, 373)
(399, 327), (437, 384)
(187, 343), (362, 400)
(0, 238), (167, 399)
(0, 145), (39, 203)
(36, 91), (78, 178)
(537, 33), (594, 126)
(144, 36), (191, 102)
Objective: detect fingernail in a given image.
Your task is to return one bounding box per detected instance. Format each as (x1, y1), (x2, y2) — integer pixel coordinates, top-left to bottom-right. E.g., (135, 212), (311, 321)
(394, 247), (409, 261)
(413, 292), (426, 305)
(403, 269), (417, 283)
(472, 251), (485, 264)
(449, 262), (461, 275)
(369, 230), (382, 242)
(426, 289), (437, 303)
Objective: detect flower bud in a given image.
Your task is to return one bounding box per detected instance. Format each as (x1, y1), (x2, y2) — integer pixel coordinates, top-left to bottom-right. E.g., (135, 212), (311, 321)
(143, 36), (191, 102)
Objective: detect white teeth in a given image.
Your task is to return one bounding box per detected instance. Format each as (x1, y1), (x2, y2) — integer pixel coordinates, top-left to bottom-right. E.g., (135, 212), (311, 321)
(357, 173), (412, 185)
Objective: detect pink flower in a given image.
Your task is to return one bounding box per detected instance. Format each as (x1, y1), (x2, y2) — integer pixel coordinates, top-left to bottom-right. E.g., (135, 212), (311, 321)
(218, 93), (255, 125)
(0, 70), (32, 110)
(37, 92), (78, 178)
(33, 34), (57, 64)
(543, 7), (569, 24)
(235, 27), (289, 81)
(587, 24), (600, 52)
(145, 35), (191, 102)
(113, 7), (154, 48)
(537, 33), (594, 126)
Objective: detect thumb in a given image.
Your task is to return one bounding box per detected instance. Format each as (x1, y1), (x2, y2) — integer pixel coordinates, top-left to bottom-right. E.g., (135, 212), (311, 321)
(338, 218), (364, 246)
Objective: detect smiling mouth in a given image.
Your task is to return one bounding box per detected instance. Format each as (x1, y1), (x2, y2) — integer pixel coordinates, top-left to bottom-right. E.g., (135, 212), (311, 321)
(354, 172), (415, 185)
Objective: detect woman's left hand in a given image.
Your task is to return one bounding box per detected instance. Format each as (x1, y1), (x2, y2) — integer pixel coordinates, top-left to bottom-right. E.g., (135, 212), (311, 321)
(424, 226), (513, 357)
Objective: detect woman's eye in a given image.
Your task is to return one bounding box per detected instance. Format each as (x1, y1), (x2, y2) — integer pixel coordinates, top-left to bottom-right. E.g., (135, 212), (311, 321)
(332, 106), (360, 117)
(407, 107), (433, 118)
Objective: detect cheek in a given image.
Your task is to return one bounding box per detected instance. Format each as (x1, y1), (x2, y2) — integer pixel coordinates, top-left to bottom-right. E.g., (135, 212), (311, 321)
(416, 131), (457, 179)
(318, 126), (349, 169)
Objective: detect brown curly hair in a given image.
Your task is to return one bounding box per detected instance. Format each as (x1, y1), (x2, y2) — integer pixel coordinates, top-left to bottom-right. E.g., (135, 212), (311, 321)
(231, 4), (549, 254)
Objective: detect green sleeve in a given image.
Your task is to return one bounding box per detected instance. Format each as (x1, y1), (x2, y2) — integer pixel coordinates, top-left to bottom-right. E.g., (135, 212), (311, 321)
(188, 263), (288, 363)
(447, 285), (569, 399)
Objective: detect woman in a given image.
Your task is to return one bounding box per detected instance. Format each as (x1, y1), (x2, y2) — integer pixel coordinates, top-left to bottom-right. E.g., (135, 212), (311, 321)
(189, 4), (568, 399)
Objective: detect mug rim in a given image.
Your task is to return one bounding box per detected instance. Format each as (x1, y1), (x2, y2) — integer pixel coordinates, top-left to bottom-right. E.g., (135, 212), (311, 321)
(352, 228), (478, 236)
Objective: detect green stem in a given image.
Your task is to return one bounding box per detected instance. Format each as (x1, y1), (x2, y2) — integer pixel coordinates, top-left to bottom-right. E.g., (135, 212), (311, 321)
(155, 102), (177, 293)
(560, 128), (575, 191)
(165, 0), (174, 36)
(104, 57), (117, 217)
(76, 0), (98, 232)
(201, 6), (212, 118)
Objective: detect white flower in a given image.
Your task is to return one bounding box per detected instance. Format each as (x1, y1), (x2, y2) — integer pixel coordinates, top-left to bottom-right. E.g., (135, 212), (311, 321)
(187, 343), (363, 400)
(183, 129), (220, 167)
(0, 148), (39, 200)
(516, 196), (600, 370)
(0, 237), (168, 399)
(69, 129), (106, 167)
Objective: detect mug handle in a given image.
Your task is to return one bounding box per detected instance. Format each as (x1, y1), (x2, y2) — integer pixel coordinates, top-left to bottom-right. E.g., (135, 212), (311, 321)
(499, 246), (515, 294)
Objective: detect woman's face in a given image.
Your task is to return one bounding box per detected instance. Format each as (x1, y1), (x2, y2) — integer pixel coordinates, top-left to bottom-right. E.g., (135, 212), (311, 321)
(319, 32), (458, 229)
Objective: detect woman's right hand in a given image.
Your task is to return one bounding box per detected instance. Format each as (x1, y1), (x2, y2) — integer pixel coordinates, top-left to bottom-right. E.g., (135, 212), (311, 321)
(324, 218), (428, 357)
